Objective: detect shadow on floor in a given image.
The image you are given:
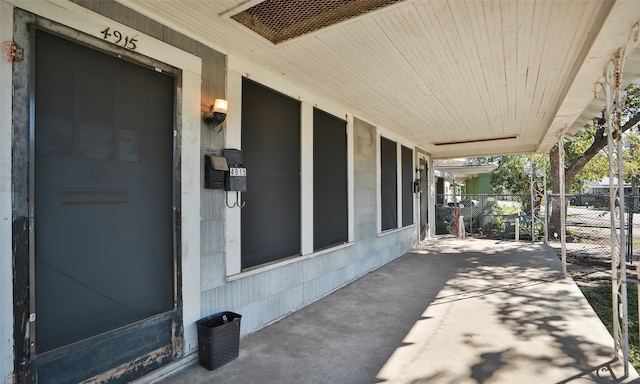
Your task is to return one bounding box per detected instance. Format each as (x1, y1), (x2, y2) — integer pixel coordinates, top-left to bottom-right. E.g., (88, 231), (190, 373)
(157, 238), (638, 384)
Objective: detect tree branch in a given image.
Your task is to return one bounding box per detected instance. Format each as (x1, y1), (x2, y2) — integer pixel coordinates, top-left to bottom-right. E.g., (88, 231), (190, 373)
(565, 112), (640, 178)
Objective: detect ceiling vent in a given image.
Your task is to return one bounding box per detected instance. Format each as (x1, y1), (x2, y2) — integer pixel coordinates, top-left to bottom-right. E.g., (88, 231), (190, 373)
(433, 136), (519, 146)
(231, 0), (401, 44)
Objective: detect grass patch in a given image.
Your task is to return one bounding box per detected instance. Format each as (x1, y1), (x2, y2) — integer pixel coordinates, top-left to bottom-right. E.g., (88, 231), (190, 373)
(498, 206), (520, 215)
(572, 271), (640, 370)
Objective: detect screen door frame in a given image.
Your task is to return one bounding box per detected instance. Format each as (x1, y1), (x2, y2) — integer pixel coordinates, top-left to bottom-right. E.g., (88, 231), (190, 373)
(11, 8), (191, 382)
(29, 24), (182, 381)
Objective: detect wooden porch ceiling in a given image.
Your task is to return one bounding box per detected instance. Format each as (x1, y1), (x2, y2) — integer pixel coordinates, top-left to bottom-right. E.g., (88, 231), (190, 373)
(117, 0), (640, 159)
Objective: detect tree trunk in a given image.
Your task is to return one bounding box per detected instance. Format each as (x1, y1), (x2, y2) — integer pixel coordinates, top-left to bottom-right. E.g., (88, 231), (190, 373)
(548, 145), (562, 235)
(548, 145), (577, 237)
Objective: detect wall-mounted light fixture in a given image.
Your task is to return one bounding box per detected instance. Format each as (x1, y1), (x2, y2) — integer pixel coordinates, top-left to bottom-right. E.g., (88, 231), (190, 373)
(203, 98), (228, 132)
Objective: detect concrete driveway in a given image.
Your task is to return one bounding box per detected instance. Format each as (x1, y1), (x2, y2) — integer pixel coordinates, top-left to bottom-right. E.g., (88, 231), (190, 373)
(149, 237), (638, 384)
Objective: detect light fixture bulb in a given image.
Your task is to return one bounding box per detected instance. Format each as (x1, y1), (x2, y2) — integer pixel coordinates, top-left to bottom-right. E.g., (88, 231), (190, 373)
(213, 99), (228, 114)
(203, 99), (229, 132)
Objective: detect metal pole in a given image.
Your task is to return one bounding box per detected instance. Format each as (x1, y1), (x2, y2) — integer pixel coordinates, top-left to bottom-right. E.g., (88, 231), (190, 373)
(617, 112), (629, 372)
(543, 155), (548, 244)
(618, 22), (638, 374)
(605, 55), (628, 374)
(545, 192), (550, 245)
(615, 50), (629, 374)
(470, 201), (473, 236)
(559, 130), (567, 278)
(605, 61), (621, 364)
(531, 161), (535, 242)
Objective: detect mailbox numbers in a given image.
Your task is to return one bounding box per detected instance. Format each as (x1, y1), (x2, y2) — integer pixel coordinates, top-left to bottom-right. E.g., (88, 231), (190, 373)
(230, 168), (246, 177)
(100, 27), (138, 50)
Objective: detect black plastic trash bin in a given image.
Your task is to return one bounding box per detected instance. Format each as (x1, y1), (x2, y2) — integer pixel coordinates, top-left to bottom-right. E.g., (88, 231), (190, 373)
(196, 311), (242, 370)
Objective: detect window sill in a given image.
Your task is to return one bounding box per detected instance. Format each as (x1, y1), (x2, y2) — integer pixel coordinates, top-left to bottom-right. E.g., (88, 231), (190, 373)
(226, 241), (355, 281)
(377, 224), (415, 238)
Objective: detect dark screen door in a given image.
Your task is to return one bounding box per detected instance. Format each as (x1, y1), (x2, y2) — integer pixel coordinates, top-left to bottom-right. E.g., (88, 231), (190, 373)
(34, 30), (175, 354)
(420, 160), (429, 241)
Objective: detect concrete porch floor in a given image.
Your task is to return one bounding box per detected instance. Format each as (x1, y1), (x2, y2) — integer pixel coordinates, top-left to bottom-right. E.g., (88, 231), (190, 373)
(153, 237), (639, 383)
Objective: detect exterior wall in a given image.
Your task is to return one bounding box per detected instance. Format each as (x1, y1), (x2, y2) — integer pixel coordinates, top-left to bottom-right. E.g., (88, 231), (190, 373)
(479, 174), (491, 194)
(355, 119), (379, 242)
(466, 174), (492, 195)
(1, 0), (417, 381)
(200, 117), (414, 335)
(467, 178), (480, 194)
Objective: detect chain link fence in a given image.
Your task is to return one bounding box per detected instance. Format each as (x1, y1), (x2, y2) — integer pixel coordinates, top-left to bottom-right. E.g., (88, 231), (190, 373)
(435, 193), (640, 262)
(435, 194), (543, 240)
(546, 194), (640, 263)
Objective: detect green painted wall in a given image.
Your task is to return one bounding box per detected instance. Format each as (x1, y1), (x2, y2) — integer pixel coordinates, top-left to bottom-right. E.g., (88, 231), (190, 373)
(466, 178), (479, 194)
(465, 174), (491, 195)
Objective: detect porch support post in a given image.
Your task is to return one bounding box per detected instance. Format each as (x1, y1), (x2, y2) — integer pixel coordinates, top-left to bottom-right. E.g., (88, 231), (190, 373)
(597, 21), (639, 372)
(558, 131), (567, 278)
(615, 50), (629, 376)
(604, 50), (629, 375)
(543, 155), (548, 245)
(531, 160), (535, 242)
(531, 154), (547, 243)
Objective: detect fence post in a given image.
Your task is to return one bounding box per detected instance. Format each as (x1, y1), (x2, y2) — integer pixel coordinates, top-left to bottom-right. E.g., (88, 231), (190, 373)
(454, 207), (458, 236)
(458, 215), (465, 239)
(544, 193), (549, 244)
(515, 218), (519, 242)
(469, 201), (473, 236)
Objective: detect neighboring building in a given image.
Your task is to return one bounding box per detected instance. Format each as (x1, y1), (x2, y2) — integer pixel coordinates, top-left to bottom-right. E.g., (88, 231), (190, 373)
(466, 174), (493, 195)
(583, 178), (633, 195)
(1, 1), (638, 383)
(434, 159), (496, 204)
(577, 178), (634, 207)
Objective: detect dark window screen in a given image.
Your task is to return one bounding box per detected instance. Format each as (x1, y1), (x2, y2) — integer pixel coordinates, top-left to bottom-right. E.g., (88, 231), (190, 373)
(380, 137), (397, 231)
(313, 108), (348, 250)
(401, 145), (414, 227)
(241, 79), (301, 268)
(436, 178), (445, 205)
(34, 30), (175, 353)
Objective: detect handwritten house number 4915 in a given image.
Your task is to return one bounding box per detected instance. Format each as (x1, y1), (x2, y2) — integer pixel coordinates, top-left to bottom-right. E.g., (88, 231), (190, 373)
(100, 27), (138, 50)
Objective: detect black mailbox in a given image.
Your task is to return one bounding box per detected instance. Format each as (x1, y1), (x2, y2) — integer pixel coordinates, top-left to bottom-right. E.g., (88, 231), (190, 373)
(204, 154), (228, 189)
